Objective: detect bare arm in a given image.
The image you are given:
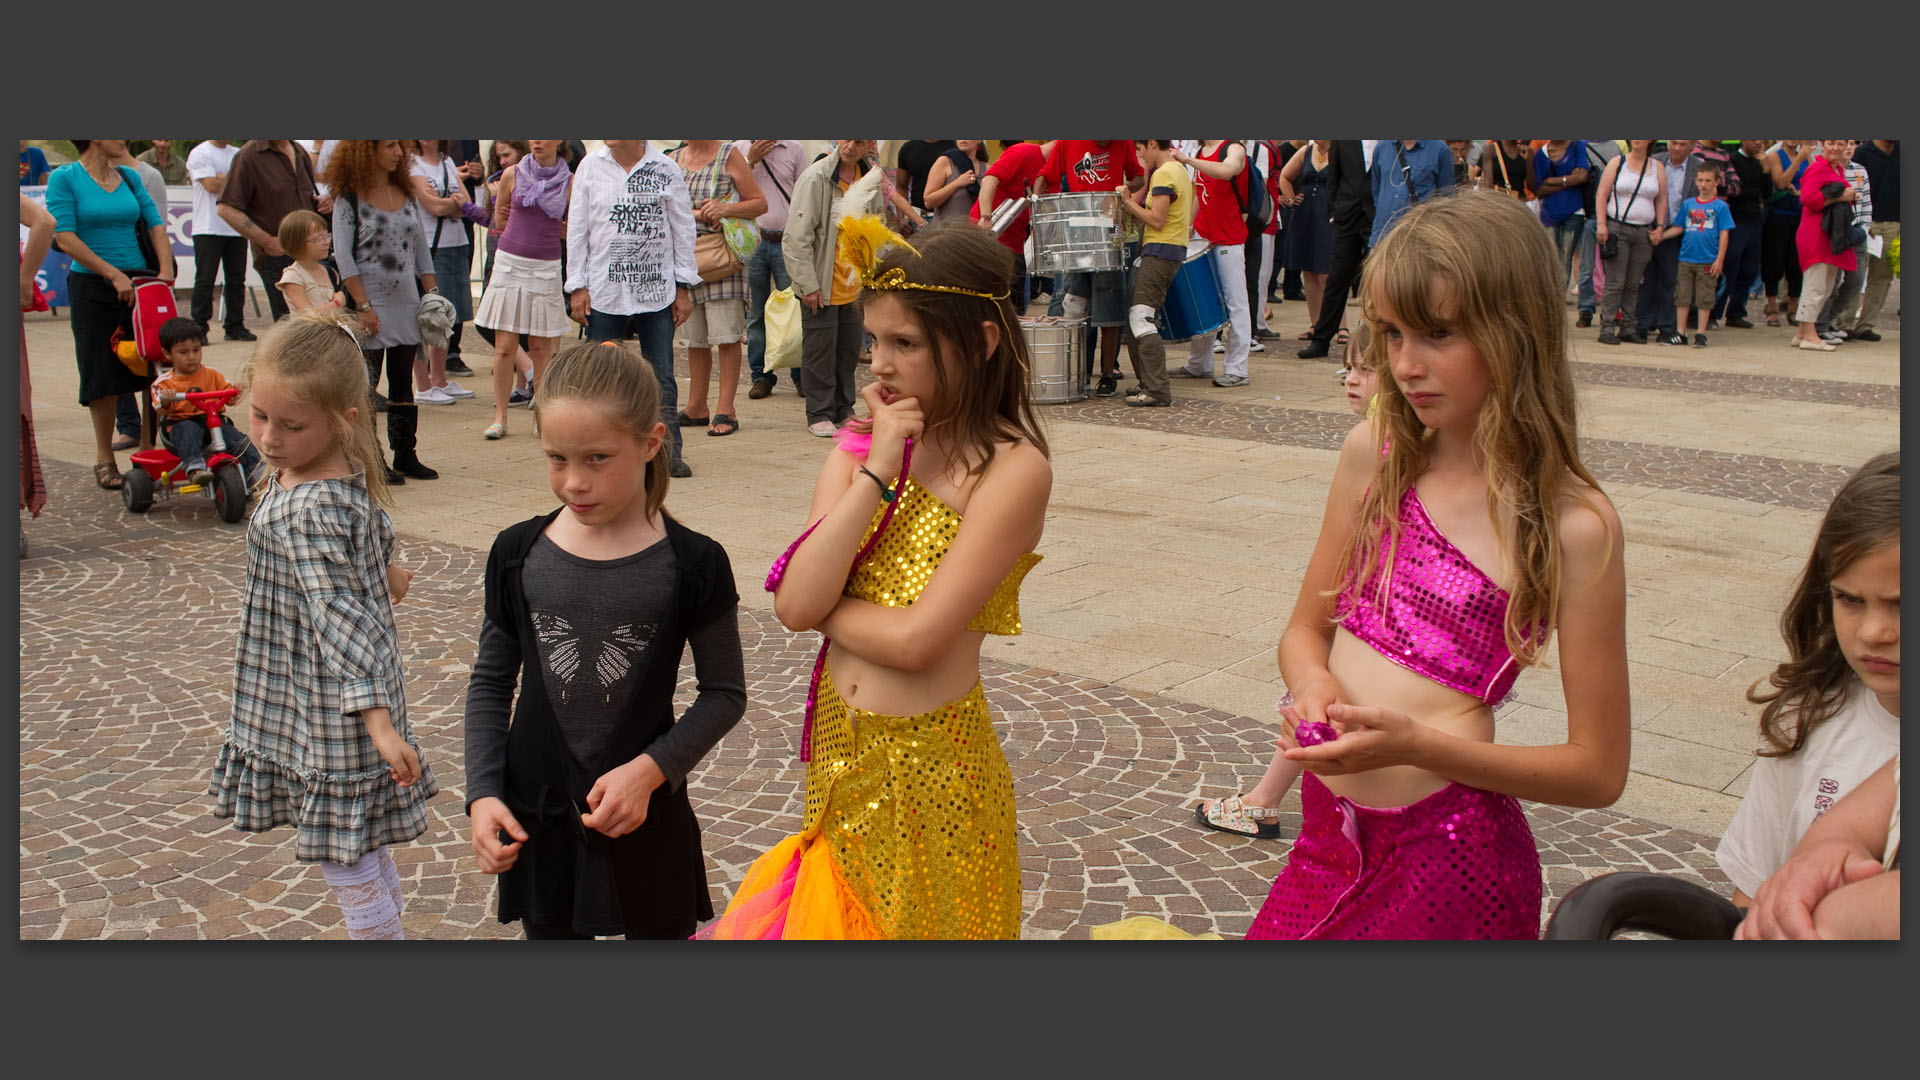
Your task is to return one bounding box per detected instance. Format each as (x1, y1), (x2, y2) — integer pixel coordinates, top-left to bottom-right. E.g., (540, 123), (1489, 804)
(410, 173), (466, 216)
(1737, 757), (1897, 939)
(817, 448), (1051, 671)
(1117, 189), (1171, 231)
(1278, 145), (1306, 203)
(718, 147), (767, 221)
(1594, 158), (1621, 241)
(923, 156), (970, 209)
(1274, 421), (1376, 730)
(492, 164), (515, 234)
(1180, 144), (1247, 180)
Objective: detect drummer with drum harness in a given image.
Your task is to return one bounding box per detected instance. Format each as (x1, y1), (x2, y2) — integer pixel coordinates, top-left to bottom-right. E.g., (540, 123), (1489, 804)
(1170, 140), (1254, 387)
(1041, 140), (1146, 398)
(1114, 140), (1194, 407)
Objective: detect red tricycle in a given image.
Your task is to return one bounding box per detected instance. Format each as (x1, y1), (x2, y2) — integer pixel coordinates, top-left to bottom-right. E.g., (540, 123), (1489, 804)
(123, 387), (253, 524)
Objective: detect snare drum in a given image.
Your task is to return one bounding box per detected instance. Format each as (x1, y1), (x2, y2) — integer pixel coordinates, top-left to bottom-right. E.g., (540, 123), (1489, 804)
(1030, 192), (1126, 275)
(1157, 247), (1227, 342)
(1021, 315), (1088, 404)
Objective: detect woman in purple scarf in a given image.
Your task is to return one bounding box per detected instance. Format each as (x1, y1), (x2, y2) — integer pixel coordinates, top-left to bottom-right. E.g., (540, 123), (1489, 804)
(475, 140), (573, 440)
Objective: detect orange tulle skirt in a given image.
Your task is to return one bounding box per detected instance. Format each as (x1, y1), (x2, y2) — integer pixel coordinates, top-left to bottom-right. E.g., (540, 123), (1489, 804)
(698, 663), (1021, 940)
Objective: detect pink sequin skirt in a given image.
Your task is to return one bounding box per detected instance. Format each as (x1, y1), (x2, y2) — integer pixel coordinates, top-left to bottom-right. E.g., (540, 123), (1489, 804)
(1244, 773), (1542, 940)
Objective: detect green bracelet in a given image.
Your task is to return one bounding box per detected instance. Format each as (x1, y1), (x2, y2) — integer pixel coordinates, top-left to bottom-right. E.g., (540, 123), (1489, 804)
(859, 465), (895, 503)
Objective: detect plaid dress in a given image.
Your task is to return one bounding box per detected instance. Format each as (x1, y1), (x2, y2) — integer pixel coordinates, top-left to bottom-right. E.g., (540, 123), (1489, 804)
(677, 146), (749, 305)
(208, 471), (437, 864)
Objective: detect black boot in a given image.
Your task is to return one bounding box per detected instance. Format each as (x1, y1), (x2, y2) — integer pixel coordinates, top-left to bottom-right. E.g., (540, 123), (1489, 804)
(387, 405), (438, 481)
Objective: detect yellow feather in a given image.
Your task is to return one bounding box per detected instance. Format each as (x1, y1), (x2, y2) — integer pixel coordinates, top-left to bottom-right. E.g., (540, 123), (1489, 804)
(836, 214), (916, 283)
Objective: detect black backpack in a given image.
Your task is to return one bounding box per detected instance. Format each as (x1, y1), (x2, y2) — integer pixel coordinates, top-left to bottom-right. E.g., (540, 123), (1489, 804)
(1231, 141), (1275, 233)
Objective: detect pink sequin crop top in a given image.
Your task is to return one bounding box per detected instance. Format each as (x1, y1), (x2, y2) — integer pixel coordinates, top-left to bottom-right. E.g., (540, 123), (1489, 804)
(1333, 484), (1525, 706)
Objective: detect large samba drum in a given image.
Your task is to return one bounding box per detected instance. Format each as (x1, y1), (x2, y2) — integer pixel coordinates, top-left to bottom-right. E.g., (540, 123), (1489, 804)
(1157, 245), (1227, 342)
(1029, 192), (1127, 274)
(1021, 315), (1088, 404)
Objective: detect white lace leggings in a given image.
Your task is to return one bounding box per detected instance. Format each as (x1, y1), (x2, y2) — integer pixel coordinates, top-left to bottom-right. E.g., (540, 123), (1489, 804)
(320, 846), (407, 940)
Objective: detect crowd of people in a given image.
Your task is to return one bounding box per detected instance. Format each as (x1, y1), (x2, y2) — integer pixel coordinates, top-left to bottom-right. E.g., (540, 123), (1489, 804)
(21, 138), (1899, 941)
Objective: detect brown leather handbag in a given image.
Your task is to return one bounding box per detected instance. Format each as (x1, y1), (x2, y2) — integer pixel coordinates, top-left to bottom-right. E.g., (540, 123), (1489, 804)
(694, 230), (740, 282)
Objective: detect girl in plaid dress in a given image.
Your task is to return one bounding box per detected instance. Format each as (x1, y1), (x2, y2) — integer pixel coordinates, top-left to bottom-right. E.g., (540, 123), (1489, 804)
(208, 309), (437, 940)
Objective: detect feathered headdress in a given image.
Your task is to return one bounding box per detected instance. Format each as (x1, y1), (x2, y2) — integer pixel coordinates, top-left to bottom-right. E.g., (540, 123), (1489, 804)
(834, 214), (1010, 301)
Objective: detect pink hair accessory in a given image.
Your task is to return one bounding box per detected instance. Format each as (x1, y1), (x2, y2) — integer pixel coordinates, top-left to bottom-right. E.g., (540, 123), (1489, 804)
(832, 427), (872, 459)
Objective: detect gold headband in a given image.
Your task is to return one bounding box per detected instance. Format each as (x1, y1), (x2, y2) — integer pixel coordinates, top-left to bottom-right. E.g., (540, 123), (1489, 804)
(837, 215), (1011, 302)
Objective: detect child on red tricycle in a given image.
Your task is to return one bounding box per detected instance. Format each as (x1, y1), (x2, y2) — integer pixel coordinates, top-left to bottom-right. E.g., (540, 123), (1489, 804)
(123, 318), (261, 523)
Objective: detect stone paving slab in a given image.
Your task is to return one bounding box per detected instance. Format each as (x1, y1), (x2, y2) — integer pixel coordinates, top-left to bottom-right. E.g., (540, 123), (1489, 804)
(20, 459), (1733, 940)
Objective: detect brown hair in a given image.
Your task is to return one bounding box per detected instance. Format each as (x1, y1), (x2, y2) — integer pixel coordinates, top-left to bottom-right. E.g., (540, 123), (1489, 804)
(487, 139), (530, 177)
(277, 209), (328, 260)
(1748, 449), (1900, 756)
(1336, 190), (1607, 667)
(534, 341), (671, 520)
(855, 223), (1049, 477)
(241, 308), (392, 509)
(322, 140), (414, 200)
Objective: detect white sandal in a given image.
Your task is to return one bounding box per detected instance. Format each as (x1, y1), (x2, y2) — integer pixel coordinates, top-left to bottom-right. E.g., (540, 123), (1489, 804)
(1195, 794), (1282, 839)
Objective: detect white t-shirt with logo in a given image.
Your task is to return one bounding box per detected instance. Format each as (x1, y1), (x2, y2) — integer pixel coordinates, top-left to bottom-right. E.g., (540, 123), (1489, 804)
(410, 154), (468, 251)
(186, 141), (241, 237)
(1716, 680), (1901, 896)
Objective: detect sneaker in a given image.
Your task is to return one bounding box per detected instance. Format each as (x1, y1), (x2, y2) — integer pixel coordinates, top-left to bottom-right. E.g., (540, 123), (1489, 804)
(748, 375), (776, 400)
(1094, 374), (1118, 397)
(669, 459), (693, 478)
(1124, 391), (1171, 407)
(415, 386), (456, 405)
(1575, 312), (1593, 328)
(445, 357), (474, 376)
(1169, 366), (1210, 379)
(187, 464), (214, 486)
(1661, 332), (1688, 346)
(1253, 328), (1280, 341)
(507, 388), (533, 407)
(1247, 339), (1266, 353)
(1212, 374), (1249, 387)
(1694, 333), (1708, 348)
(1212, 338), (1226, 354)
(1706, 320), (1721, 332)
(1820, 331), (1846, 345)
(1597, 329), (1619, 346)
(1852, 329), (1883, 342)
(224, 327), (257, 342)
(111, 433), (139, 451)
(438, 381), (475, 398)
(1725, 316), (1754, 329)
(808, 420), (837, 438)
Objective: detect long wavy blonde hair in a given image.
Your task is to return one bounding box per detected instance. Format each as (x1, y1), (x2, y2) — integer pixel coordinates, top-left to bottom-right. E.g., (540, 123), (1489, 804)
(1333, 191), (1609, 666)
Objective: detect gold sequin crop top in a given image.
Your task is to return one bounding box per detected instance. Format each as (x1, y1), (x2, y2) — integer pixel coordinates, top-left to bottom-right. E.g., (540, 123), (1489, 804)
(842, 476), (1041, 635)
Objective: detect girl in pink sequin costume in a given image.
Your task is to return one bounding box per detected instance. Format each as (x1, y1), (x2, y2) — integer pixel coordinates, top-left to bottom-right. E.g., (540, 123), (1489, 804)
(1244, 192), (1631, 940)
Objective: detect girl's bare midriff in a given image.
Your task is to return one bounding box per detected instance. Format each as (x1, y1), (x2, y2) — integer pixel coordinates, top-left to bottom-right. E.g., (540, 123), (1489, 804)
(1320, 627), (1497, 808)
(830, 631), (988, 721)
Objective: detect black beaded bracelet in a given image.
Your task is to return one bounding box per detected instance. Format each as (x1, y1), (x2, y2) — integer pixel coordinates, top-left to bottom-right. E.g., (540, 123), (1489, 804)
(859, 465), (895, 503)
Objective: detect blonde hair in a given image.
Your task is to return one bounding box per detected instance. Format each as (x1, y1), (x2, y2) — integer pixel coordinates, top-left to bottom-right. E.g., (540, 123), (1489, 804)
(277, 209), (328, 260)
(1337, 191), (1608, 666)
(241, 308), (392, 510)
(534, 341), (670, 520)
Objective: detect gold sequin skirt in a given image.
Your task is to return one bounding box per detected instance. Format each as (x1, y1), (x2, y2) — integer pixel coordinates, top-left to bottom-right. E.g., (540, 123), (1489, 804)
(701, 663), (1022, 939)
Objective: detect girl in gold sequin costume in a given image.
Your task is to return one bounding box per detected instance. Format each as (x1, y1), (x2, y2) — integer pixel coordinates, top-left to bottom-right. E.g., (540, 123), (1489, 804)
(699, 220), (1052, 939)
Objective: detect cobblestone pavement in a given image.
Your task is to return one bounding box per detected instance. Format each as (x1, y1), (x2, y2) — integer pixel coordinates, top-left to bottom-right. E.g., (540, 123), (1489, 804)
(21, 458), (1732, 940)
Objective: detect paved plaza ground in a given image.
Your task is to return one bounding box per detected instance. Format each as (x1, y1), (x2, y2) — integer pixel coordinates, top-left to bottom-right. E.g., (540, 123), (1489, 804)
(16, 280), (1901, 939)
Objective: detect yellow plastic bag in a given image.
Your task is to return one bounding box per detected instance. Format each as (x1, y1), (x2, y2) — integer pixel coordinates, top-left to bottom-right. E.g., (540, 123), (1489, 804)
(764, 287), (803, 373)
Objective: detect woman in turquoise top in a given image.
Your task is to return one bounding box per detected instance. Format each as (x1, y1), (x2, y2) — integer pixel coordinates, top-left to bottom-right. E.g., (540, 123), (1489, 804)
(1762, 141), (1814, 326)
(46, 139), (175, 491)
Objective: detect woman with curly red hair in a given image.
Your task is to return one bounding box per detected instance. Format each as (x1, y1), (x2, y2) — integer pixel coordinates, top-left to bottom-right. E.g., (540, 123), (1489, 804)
(323, 140), (442, 485)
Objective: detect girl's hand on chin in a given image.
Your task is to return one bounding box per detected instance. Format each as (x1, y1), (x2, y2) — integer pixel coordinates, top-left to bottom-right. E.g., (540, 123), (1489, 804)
(858, 382), (923, 480)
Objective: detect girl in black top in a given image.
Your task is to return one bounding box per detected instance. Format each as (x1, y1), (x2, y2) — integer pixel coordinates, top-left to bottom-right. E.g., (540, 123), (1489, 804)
(463, 340), (746, 939)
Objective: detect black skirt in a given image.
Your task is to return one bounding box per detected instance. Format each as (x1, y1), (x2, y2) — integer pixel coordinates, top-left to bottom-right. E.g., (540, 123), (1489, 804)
(67, 271), (150, 405)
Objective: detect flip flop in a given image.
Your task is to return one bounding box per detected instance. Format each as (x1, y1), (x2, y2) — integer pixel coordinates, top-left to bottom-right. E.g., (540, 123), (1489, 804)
(1195, 795), (1281, 840)
(707, 413), (738, 437)
(95, 463), (125, 490)
(677, 410), (709, 427)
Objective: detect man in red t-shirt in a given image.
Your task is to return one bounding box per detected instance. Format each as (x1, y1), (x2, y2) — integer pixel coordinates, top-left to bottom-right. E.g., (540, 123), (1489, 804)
(1171, 140), (1254, 387)
(971, 141), (1051, 309)
(1041, 140), (1145, 396)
